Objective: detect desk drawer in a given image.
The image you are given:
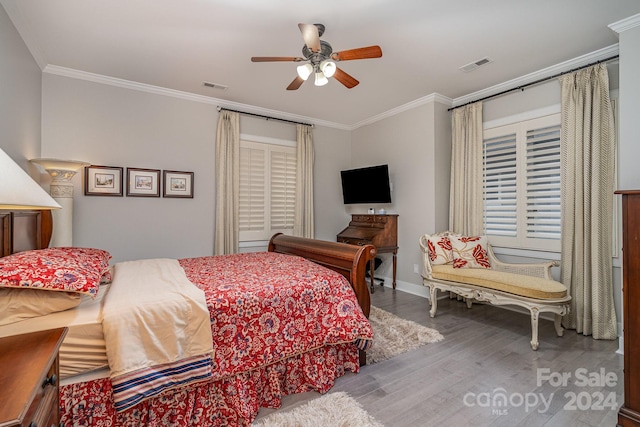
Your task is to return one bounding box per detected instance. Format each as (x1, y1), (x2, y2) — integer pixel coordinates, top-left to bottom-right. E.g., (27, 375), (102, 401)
(30, 385), (58, 427)
(337, 237), (371, 246)
(351, 215), (388, 224)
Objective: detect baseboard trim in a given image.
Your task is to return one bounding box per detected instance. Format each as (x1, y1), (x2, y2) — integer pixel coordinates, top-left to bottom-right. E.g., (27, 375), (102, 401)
(378, 278), (430, 299)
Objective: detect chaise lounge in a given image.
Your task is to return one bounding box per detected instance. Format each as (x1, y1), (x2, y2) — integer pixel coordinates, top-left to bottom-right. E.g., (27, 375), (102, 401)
(419, 232), (571, 350)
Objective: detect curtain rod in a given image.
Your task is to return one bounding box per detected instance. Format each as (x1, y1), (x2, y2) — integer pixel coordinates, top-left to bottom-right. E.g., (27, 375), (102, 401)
(448, 55), (619, 111)
(217, 107), (314, 127)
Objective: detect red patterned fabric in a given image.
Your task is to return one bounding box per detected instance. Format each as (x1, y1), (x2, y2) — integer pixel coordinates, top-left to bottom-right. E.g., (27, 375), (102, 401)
(0, 247), (111, 297)
(427, 235), (455, 265)
(451, 235), (491, 269)
(61, 344), (357, 427)
(59, 252), (372, 426)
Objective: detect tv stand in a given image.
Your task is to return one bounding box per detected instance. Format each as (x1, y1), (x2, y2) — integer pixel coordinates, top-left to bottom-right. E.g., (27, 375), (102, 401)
(337, 214), (398, 292)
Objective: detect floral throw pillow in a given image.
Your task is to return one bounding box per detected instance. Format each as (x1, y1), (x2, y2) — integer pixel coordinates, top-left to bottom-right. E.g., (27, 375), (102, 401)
(451, 235), (491, 269)
(427, 235), (455, 265)
(0, 247), (112, 298)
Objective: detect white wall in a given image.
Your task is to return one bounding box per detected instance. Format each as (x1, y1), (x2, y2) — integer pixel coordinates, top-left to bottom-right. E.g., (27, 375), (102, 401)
(0, 5), (41, 176)
(618, 24), (640, 191)
(311, 125), (352, 241)
(349, 100), (451, 295)
(483, 79), (561, 123)
(40, 73), (352, 262)
(41, 74), (216, 262)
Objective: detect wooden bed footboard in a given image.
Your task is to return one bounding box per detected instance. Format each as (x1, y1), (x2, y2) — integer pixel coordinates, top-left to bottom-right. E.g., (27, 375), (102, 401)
(268, 233), (376, 318)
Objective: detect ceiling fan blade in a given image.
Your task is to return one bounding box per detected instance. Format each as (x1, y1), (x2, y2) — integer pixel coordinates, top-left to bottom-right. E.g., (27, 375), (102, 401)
(286, 76), (305, 90)
(333, 67), (359, 89)
(251, 56), (304, 62)
(332, 45), (382, 61)
(298, 23), (321, 53)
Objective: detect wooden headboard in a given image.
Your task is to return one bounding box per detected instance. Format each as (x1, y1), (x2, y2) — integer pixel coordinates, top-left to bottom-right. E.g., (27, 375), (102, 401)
(0, 210), (53, 257)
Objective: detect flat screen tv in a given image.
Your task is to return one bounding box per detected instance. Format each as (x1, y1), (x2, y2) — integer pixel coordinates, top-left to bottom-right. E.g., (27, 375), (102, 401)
(340, 164), (392, 204)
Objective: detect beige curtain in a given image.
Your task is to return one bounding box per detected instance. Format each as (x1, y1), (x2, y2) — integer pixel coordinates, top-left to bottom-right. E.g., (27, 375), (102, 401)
(214, 110), (240, 255)
(294, 124), (314, 238)
(450, 102), (484, 235)
(560, 63), (617, 340)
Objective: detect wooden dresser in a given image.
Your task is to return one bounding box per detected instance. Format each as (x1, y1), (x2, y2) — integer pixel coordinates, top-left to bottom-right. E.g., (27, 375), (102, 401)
(337, 214), (398, 291)
(616, 190), (640, 427)
(0, 327), (67, 427)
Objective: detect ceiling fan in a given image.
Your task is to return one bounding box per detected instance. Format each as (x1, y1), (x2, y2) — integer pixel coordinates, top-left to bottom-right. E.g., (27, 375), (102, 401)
(251, 23), (382, 90)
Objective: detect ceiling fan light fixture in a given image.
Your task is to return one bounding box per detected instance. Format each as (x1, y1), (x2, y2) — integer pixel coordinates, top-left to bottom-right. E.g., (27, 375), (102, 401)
(320, 60), (336, 78)
(314, 70), (328, 86)
(296, 63), (313, 80)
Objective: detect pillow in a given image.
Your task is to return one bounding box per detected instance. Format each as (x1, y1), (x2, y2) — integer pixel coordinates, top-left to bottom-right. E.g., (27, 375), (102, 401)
(0, 247), (111, 298)
(451, 235), (491, 269)
(427, 235), (454, 265)
(101, 266), (114, 284)
(0, 288), (82, 326)
(426, 231), (460, 265)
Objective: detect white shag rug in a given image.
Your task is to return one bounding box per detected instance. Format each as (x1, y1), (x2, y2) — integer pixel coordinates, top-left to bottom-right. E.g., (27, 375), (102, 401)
(366, 305), (444, 364)
(252, 392), (383, 427)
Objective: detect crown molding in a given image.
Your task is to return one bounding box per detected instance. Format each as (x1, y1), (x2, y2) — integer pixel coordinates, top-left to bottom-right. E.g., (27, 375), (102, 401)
(43, 64), (350, 131)
(350, 93), (453, 130)
(38, 44), (619, 132)
(1, 0), (47, 69)
(44, 63), (454, 131)
(609, 13), (640, 34)
(451, 44), (619, 107)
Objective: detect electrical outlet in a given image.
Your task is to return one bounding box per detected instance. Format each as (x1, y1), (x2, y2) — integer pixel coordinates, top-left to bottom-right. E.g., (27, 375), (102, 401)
(413, 263), (419, 274)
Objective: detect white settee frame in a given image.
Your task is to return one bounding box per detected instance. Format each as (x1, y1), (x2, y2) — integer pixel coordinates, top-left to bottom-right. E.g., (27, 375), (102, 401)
(419, 235), (571, 350)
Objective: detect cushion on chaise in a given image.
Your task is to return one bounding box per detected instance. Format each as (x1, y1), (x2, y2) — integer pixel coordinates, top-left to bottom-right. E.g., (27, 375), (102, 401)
(431, 264), (567, 300)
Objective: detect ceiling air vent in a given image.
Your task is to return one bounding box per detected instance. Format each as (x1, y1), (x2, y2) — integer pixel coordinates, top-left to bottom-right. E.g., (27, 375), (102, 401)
(459, 57), (493, 73)
(203, 81), (228, 90)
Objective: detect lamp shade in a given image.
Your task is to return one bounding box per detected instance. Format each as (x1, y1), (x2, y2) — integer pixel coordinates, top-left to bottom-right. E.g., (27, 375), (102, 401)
(320, 60), (336, 78)
(0, 148), (61, 210)
(296, 63), (313, 81)
(314, 71), (328, 86)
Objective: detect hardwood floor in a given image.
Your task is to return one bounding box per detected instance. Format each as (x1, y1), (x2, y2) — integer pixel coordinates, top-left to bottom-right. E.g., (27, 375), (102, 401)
(255, 286), (623, 426)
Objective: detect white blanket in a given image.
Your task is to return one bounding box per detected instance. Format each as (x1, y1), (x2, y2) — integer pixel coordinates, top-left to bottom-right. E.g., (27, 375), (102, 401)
(102, 258), (213, 412)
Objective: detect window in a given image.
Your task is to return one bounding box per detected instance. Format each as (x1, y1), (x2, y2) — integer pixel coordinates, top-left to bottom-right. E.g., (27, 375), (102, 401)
(483, 114), (561, 251)
(239, 138), (296, 242)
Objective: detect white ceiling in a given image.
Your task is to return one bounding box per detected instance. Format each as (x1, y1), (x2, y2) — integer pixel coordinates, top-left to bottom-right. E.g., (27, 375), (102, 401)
(4, 0), (640, 129)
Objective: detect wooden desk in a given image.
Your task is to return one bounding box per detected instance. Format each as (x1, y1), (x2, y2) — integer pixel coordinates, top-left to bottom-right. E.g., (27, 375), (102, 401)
(0, 327), (67, 427)
(337, 214), (398, 292)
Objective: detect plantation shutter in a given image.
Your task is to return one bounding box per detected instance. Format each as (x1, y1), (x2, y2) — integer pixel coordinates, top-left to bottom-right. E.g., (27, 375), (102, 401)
(482, 113), (561, 251)
(239, 138), (297, 242)
(525, 124), (561, 240)
(483, 132), (517, 237)
(270, 150), (296, 231)
(239, 146), (265, 233)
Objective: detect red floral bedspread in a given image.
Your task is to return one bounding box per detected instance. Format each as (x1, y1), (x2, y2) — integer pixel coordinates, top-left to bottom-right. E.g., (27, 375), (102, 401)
(60, 252), (373, 426)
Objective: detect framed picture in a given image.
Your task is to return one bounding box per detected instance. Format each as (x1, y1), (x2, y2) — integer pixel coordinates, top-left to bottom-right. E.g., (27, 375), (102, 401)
(84, 165), (123, 196)
(163, 170), (194, 198)
(126, 167), (160, 197)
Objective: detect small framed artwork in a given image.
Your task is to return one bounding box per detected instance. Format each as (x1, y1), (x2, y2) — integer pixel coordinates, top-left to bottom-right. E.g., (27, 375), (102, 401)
(127, 168), (160, 197)
(163, 170), (194, 198)
(84, 165), (123, 196)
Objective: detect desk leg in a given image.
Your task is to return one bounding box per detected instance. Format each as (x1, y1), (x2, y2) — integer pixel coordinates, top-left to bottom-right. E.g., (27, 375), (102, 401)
(392, 252), (397, 289)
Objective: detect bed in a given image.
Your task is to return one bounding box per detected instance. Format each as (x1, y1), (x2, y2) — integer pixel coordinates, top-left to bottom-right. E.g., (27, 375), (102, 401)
(0, 210), (376, 426)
